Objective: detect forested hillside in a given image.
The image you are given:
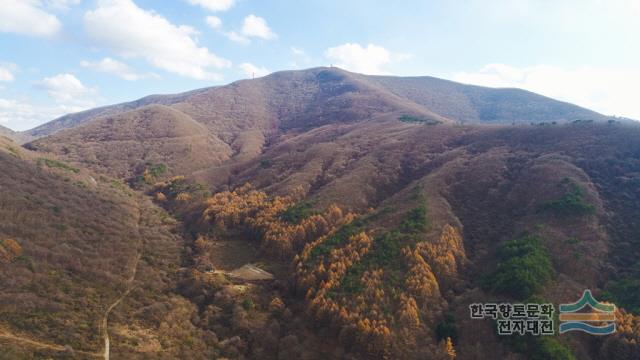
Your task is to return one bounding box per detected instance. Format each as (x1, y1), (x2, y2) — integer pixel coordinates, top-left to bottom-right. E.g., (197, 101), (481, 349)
(2, 68), (639, 359)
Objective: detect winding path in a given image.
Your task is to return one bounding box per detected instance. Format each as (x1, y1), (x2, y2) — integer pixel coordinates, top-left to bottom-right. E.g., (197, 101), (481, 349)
(101, 201), (145, 360)
(101, 251), (141, 360)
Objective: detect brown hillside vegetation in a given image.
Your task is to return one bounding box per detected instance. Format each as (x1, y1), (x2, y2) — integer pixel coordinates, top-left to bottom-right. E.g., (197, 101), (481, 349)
(151, 119), (640, 359)
(28, 104), (230, 181)
(0, 125), (14, 138)
(0, 138), (219, 359)
(4, 68), (640, 359)
(0, 127), (32, 145)
(364, 74), (607, 124)
(27, 68), (617, 196)
(28, 68), (453, 180)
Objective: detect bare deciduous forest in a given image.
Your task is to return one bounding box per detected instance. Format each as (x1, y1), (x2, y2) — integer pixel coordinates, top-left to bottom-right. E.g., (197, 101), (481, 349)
(1, 68), (640, 359)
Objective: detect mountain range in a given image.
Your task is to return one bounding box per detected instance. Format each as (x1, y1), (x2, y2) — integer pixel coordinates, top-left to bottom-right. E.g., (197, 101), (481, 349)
(25, 67), (608, 138)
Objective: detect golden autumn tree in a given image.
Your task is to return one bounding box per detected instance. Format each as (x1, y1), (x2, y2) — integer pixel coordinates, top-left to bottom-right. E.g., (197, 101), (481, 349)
(0, 239), (22, 263)
(402, 246), (442, 312)
(194, 236), (208, 253)
(0, 246), (10, 264)
(176, 192), (191, 202)
(443, 337), (456, 359)
(599, 309), (640, 359)
(269, 297), (285, 314)
(398, 294), (420, 329)
(417, 224), (466, 282)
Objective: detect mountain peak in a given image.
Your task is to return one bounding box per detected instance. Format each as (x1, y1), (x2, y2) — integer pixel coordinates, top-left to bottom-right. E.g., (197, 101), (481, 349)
(24, 67), (608, 140)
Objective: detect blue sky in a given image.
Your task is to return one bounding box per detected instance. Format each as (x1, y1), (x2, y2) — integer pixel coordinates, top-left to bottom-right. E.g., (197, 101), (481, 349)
(1, 0), (639, 130)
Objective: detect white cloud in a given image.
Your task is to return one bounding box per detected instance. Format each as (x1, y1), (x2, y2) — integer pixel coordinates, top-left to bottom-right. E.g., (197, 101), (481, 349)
(225, 14), (276, 43)
(224, 31), (250, 44)
(36, 73), (97, 112)
(453, 63), (640, 120)
(291, 47), (306, 56)
(46, 0), (82, 10)
(206, 15), (222, 30)
(80, 57), (155, 81)
(325, 43), (401, 75)
(241, 15), (276, 40)
(289, 47), (313, 69)
(0, 63), (17, 82)
(1, 72), (98, 130)
(0, 97), (76, 131)
(239, 62), (269, 78)
(0, 0), (61, 37)
(627, 0), (640, 15)
(37, 73), (89, 103)
(186, 0), (234, 12)
(84, 0), (231, 81)
(392, 53), (413, 62)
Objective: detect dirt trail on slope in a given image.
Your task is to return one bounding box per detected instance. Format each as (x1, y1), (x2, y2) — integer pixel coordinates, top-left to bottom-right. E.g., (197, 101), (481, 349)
(101, 252), (141, 360)
(101, 202), (144, 360)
